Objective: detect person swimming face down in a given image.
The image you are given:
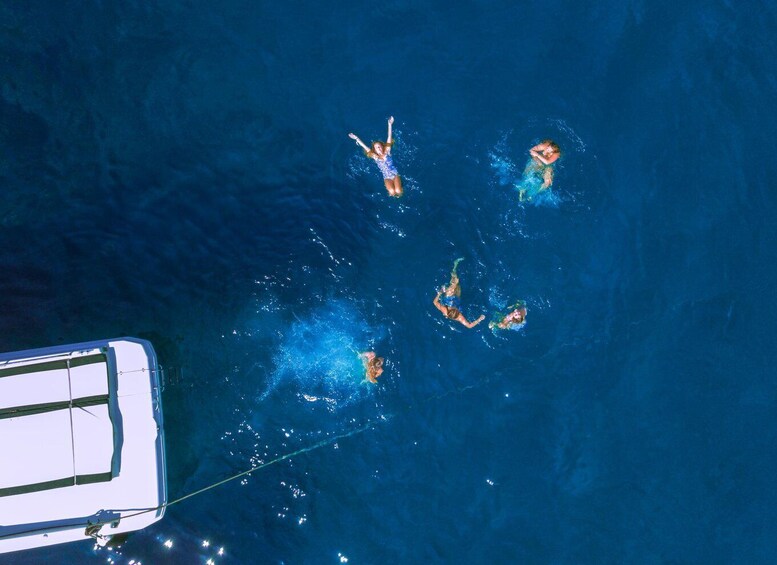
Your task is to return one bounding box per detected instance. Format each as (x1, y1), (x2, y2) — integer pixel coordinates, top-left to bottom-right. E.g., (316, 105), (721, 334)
(436, 299), (484, 329)
(433, 259), (486, 329)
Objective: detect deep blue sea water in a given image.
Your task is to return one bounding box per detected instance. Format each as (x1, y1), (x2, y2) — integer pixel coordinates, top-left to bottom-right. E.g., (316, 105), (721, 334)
(2, 1), (777, 563)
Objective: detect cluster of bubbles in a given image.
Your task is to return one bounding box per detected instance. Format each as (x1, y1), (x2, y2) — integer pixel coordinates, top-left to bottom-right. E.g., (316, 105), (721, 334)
(260, 299), (383, 409)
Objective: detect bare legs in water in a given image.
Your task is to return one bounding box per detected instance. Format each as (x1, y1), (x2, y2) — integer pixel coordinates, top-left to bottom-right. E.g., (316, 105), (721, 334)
(384, 176), (403, 197)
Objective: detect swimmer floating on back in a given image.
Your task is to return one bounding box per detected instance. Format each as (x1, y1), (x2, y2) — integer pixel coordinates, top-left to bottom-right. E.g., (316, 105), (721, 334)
(433, 258), (486, 329)
(518, 140), (561, 202)
(360, 351), (384, 384)
(348, 116), (403, 197)
(489, 301), (527, 331)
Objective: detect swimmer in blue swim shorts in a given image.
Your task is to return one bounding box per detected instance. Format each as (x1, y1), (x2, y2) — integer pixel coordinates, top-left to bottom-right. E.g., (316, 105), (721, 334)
(433, 258), (485, 328)
(348, 116), (403, 197)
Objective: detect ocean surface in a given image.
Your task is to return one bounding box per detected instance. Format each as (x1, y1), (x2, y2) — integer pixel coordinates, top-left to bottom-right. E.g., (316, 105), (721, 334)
(2, 1), (777, 563)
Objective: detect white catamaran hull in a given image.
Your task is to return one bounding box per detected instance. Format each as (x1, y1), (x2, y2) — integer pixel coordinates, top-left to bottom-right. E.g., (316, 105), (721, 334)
(0, 338), (167, 555)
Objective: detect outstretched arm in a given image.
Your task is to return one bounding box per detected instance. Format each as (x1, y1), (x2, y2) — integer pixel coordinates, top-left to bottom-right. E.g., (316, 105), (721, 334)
(531, 148), (556, 165)
(530, 141), (557, 165)
(460, 314), (486, 328)
(433, 291), (447, 314)
(348, 132), (371, 153)
(386, 116), (394, 145)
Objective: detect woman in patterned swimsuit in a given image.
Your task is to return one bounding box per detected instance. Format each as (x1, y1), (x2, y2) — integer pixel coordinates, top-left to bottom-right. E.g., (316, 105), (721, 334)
(348, 116), (403, 197)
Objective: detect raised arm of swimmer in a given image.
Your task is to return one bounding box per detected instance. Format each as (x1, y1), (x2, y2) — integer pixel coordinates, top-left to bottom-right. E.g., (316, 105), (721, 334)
(434, 289), (485, 328)
(348, 132), (371, 153)
(530, 148), (555, 165)
(529, 142), (547, 161)
(529, 141), (560, 165)
(386, 116), (394, 147)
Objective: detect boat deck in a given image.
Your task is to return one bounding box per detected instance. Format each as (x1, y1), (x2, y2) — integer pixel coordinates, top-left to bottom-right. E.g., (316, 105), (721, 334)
(0, 338), (167, 554)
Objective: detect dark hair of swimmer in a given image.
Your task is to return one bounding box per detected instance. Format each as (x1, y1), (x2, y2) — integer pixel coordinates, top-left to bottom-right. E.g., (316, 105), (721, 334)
(446, 307), (461, 320)
(542, 139), (561, 153)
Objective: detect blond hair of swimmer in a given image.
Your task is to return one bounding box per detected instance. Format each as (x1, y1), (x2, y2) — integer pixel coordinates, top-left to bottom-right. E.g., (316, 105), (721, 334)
(490, 304), (527, 330)
(360, 351), (384, 383)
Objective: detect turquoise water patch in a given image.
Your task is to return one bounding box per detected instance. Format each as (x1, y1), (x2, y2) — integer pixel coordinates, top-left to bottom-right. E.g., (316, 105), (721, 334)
(514, 159), (561, 207)
(261, 300), (382, 408)
(490, 150), (560, 207)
